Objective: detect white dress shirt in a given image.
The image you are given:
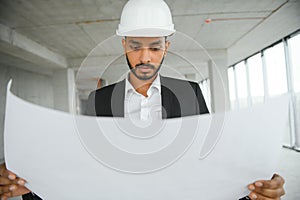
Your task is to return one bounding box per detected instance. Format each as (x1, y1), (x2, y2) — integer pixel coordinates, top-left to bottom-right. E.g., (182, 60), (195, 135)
(124, 75), (162, 121)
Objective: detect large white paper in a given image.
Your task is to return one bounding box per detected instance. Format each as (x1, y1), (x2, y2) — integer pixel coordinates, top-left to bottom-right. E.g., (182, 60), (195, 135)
(4, 80), (289, 200)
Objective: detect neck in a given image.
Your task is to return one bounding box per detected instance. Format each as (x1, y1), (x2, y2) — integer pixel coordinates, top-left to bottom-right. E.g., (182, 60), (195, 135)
(129, 73), (157, 97)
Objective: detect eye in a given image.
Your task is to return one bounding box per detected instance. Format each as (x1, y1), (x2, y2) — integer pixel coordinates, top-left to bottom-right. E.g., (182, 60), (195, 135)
(133, 46), (142, 51)
(129, 45), (141, 51)
(150, 47), (161, 52)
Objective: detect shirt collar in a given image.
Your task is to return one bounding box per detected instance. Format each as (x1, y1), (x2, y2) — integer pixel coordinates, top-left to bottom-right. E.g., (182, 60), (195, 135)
(125, 73), (161, 97)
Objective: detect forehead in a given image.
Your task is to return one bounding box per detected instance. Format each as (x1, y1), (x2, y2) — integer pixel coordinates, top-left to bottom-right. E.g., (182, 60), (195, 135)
(125, 37), (165, 45)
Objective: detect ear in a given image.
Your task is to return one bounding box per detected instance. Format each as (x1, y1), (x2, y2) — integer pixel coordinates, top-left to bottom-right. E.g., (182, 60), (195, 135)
(164, 40), (170, 57)
(122, 38), (126, 54)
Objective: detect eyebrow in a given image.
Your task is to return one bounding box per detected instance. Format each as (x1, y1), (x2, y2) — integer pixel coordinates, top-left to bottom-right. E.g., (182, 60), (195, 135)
(128, 40), (163, 46)
(149, 40), (163, 46)
(128, 40), (142, 45)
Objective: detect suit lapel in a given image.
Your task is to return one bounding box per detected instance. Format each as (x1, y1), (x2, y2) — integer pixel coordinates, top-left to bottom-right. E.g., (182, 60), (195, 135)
(160, 76), (181, 119)
(161, 85), (172, 119)
(111, 80), (125, 117)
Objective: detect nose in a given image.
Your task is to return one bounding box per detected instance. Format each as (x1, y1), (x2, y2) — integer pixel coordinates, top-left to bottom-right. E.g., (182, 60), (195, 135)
(140, 48), (151, 63)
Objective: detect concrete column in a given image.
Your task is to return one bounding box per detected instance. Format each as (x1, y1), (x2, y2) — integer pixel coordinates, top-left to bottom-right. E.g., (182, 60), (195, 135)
(52, 68), (75, 113)
(208, 52), (230, 113)
(67, 68), (76, 114)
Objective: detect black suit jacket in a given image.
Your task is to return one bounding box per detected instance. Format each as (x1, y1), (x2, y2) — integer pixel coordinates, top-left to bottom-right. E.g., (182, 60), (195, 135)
(86, 76), (209, 118)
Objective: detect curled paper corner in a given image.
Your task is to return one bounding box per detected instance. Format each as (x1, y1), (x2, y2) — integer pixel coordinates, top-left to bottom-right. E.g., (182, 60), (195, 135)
(7, 79), (13, 92)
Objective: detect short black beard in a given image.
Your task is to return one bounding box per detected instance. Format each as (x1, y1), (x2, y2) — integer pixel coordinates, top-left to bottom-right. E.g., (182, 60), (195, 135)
(125, 54), (164, 80)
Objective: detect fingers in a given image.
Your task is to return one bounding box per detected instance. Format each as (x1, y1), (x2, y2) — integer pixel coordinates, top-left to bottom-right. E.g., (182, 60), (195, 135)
(16, 179), (26, 186)
(0, 163), (26, 186)
(250, 175), (285, 191)
(0, 177), (12, 185)
(0, 185), (18, 200)
(0, 184), (22, 200)
(251, 184), (285, 197)
(0, 163), (30, 199)
(0, 185), (31, 200)
(0, 176), (24, 186)
(0, 164), (16, 180)
(261, 174), (285, 189)
(248, 187), (285, 199)
(1, 193), (10, 200)
(247, 174), (285, 200)
(0, 184), (15, 194)
(248, 192), (280, 200)
(0, 163), (16, 197)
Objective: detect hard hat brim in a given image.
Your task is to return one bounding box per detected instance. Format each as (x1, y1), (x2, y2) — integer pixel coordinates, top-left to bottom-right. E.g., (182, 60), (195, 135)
(116, 27), (176, 37)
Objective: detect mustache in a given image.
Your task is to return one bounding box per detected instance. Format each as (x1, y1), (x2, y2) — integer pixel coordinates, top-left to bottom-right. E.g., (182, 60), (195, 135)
(135, 63), (155, 69)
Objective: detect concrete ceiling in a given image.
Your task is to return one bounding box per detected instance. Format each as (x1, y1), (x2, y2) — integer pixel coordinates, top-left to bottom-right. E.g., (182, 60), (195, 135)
(0, 0), (297, 90)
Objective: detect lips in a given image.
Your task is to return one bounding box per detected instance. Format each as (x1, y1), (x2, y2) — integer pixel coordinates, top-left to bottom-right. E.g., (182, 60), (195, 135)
(138, 67), (152, 73)
(136, 64), (154, 73)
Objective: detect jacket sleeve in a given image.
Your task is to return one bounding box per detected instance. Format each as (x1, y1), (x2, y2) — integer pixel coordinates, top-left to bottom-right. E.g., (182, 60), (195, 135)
(194, 83), (209, 114)
(86, 91), (96, 116)
(22, 193), (43, 200)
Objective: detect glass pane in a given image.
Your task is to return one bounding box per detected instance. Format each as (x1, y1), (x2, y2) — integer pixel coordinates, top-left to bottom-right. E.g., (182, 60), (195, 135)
(289, 33), (300, 93)
(264, 42), (288, 96)
(247, 53), (264, 104)
(228, 67), (237, 109)
(235, 61), (248, 108)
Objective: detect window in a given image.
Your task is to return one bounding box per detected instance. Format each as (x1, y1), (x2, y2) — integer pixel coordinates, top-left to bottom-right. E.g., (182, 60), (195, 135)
(227, 30), (300, 150)
(264, 42), (288, 96)
(228, 67), (237, 109)
(288, 33), (300, 93)
(247, 53), (264, 104)
(235, 61), (249, 108)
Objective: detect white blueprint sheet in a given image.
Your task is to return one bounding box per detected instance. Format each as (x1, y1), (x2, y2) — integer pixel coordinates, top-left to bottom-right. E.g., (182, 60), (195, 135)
(4, 81), (289, 200)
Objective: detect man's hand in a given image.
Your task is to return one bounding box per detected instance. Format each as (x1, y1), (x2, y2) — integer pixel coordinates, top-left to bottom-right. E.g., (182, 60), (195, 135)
(247, 174), (285, 200)
(0, 163), (30, 200)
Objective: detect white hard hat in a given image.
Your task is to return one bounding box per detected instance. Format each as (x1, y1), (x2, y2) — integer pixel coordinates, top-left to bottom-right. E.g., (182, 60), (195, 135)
(116, 0), (176, 37)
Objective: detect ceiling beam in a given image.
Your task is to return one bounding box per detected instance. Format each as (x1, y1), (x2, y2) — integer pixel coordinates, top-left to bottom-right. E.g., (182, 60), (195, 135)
(0, 23), (68, 70)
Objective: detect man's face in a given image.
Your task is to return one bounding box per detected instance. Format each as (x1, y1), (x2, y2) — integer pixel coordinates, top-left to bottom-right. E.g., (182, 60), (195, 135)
(122, 37), (170, 80)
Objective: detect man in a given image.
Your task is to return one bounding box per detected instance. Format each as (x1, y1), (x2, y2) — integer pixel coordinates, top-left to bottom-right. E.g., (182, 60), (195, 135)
(86, 36), (209, 119)
(0, 0), (285, 199)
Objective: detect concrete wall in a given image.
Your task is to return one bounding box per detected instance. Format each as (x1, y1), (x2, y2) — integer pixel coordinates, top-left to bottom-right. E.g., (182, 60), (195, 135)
(0, 65), (54, 161)
(0, 65), (75, 163)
